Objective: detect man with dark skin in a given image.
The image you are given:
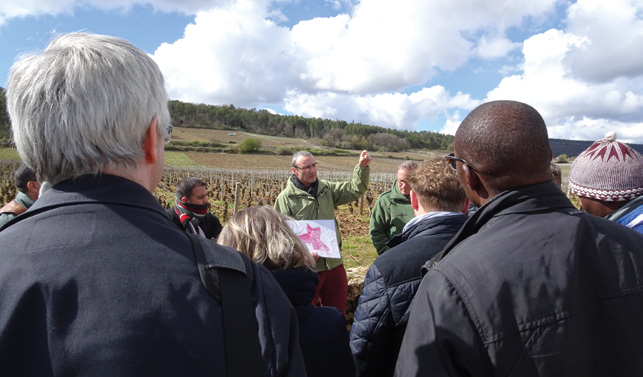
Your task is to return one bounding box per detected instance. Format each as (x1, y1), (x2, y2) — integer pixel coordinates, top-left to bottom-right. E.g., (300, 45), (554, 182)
(395, 100), (643, 377)
(568, 132), (642, 233)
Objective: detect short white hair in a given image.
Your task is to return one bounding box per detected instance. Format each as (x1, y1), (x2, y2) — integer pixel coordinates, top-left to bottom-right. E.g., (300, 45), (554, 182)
(292, 151), (314, 167)
(6, 33), (170, 184)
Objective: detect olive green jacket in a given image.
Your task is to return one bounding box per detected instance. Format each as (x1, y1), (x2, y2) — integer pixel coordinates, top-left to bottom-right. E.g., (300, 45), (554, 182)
(275, 165), (370, 271)
(369, 181), (414, 255)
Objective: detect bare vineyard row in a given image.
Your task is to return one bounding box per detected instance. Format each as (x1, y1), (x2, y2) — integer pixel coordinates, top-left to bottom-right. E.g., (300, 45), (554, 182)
(0, 162), (396, 224)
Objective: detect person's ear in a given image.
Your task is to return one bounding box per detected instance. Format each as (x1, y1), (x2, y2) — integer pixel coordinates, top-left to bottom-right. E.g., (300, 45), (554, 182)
(410, 190), (419, 211)
(143, 117), (159, 165)
(291, 167), (298, 175)
(461, 163), (480, 190)
(461, 197), (470, 214)
(27, 181), (40, 193)
(181, 196), (190, 203)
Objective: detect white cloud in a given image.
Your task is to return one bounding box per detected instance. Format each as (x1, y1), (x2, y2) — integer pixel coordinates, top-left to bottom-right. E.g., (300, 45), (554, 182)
(284, 86), (479, 130)
(5, 0), (642, 143)
(439, 111), (465, 136)
(0, 0), (230, 26)
(152, 0), (558, 132)
(474, 35), (521, 59)
(547, 117), (643, 145)
(564, 0), (643, 83)
(485, 0), (643, 143)
(289, 0), (558, 94)
(154, 0), (297, 107)
(1, 0), (76, 26)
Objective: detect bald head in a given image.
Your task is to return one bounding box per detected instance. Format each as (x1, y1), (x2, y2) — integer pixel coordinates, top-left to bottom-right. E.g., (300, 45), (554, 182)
(455, 101), (552, 193)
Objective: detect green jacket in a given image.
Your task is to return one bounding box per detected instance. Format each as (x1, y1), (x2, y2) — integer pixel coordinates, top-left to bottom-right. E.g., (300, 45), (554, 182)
(275, 165), (370, 272)
(0, 191), (35, 228)
(369, 181), (414, 255)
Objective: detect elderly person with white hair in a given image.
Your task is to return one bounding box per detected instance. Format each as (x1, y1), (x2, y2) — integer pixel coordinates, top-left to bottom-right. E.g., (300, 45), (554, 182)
(0, 33), (305, 376)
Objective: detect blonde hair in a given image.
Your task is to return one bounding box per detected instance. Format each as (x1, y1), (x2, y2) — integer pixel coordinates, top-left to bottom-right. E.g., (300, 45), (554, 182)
(217, 205), (316, 270)
(406, 158), (467, 212)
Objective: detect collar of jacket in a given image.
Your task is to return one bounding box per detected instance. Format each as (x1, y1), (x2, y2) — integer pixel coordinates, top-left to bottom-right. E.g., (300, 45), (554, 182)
(387, 212), (468, 248)
(606, 195), (643, 222)
(426, 181), (577, 270)
(10, 174), (167, 226)
(286, 177), (327, 199)
(15, 191), (35, 209)
(290, 174), (319, 198)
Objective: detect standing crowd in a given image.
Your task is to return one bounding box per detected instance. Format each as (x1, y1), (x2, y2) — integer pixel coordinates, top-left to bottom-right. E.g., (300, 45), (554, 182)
(0, 32), (642, 377)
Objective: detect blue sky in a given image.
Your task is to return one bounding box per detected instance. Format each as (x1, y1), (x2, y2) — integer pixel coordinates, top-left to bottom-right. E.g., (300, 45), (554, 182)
(1, 0), (642, 144)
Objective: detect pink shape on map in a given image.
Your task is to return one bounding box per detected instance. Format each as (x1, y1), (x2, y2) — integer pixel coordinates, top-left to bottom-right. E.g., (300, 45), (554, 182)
(298, 224), (329, 252)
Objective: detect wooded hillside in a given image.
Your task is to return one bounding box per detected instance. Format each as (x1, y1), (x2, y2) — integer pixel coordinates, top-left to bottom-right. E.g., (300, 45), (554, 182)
(3, 88), (641, 155)
(168, 101), (453, 151)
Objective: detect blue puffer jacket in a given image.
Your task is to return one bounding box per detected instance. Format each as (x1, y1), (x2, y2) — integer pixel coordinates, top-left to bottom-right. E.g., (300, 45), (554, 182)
(349, 213), (468, 377)
(272, 267), (355, 377)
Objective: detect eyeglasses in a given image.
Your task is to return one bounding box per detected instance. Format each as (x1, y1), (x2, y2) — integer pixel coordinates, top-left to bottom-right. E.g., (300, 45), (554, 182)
(294, 162), (318, 171)
(164, 124), (173, 144)
(445, 152), (478, 172)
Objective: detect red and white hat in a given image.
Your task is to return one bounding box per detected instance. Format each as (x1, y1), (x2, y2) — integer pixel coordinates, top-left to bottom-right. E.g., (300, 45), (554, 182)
(569, 132), (643, 202)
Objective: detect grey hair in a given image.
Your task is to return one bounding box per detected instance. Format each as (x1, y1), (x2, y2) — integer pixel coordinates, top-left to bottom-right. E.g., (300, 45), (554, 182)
(398, 160), (419, 172)
(292, 151), (314, 167)
(6, 33), (171, 184)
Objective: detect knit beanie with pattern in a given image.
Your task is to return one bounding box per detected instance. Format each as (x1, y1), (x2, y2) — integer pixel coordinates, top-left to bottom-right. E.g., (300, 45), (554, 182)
(569, 132), (643, 202)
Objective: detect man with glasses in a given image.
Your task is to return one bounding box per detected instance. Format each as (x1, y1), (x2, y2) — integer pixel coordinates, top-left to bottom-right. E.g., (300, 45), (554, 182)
(275, 150), (372, 314)
(395, 100), (643, 376)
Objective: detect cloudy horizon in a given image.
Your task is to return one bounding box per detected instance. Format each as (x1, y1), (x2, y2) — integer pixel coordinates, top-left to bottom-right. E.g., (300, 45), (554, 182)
(2, 0), (642, 144)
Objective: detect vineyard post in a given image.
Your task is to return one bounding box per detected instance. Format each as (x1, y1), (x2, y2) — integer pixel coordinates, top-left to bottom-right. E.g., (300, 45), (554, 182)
(234, 182), (239, 215)
(359, 195), (364, 215)
(250, 173), (254, 203)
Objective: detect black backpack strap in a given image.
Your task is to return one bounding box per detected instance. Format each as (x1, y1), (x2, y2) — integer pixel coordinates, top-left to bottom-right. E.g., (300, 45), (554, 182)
(188, 234), (262, 377)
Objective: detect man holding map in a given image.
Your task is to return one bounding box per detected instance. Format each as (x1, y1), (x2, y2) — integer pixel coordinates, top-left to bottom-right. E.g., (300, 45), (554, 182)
(275, 150), (371, 314)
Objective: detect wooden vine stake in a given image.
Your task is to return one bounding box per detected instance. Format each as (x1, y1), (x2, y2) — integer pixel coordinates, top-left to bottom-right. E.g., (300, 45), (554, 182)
(234, 182), (240, 215)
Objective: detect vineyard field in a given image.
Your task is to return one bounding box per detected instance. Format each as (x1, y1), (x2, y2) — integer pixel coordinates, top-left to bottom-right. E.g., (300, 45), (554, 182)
(0, 158), (400, 268)
(0, 150), (574, 272)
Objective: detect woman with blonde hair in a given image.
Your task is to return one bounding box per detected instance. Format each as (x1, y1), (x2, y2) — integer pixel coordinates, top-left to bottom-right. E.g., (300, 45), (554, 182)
(218, 205), (355, 377)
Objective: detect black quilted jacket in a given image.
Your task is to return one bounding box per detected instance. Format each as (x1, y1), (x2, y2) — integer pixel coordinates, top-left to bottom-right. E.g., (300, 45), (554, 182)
(349, 213), (468, 377)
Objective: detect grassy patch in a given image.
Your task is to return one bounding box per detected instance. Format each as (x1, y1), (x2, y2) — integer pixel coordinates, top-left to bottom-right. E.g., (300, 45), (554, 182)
(164, 151), (204, 167)
(342, 235), (378, 269)
(0, 148), (20, 161)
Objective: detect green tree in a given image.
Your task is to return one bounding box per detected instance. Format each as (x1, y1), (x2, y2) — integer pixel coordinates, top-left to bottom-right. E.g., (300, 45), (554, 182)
(238, 137), (262, 154)
(556, 154), (568, 163)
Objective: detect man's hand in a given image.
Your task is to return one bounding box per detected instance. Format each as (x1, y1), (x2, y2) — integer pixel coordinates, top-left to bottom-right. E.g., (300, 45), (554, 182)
(359, 150), (372, 168)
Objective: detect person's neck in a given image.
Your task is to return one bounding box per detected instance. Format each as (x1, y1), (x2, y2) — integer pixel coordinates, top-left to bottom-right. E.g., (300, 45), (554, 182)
(293, 174), (314, 188)
(103, 165), (157, 193)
